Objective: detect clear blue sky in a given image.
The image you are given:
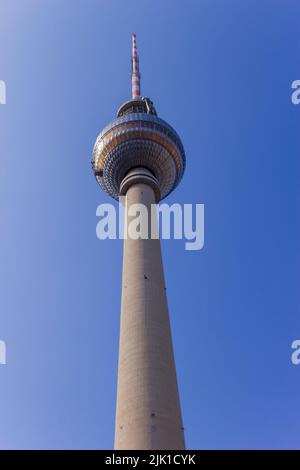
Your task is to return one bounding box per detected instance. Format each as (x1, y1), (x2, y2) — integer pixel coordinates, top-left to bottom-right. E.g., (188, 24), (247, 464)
(0, 0), (299, 450)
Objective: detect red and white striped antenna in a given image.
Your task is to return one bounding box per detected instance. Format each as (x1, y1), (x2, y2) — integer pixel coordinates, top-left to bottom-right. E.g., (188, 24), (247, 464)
(131, 33), (141, 99)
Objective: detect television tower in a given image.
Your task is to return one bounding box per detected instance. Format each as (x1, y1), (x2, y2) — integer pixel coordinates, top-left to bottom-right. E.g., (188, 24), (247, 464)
(92, 34), (186, 450)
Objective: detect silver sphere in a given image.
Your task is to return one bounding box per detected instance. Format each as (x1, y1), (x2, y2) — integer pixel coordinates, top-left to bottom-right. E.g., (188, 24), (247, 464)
(92, 97), (186, 201)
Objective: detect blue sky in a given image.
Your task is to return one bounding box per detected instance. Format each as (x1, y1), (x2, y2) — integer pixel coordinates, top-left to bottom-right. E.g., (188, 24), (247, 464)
(0, 0), (299, 449)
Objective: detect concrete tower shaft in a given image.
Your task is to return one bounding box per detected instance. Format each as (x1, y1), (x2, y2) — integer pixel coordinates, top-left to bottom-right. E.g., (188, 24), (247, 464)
(115, 168), (185, 450)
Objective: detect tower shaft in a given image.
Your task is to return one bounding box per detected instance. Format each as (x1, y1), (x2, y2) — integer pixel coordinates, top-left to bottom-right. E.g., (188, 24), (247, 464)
(114, 168), (185, 450)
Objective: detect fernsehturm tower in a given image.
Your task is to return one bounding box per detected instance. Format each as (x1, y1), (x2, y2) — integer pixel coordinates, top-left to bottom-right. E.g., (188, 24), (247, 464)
(92, 34), (186, 450)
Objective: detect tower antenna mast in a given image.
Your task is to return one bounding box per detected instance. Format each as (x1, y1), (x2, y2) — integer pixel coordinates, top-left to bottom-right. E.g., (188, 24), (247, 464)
(131, 33), (141, 98)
